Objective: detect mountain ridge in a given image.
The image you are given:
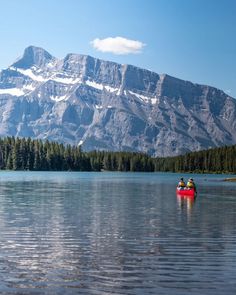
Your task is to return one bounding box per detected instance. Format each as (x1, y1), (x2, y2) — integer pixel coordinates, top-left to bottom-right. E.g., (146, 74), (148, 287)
(0, 45), (235, 157)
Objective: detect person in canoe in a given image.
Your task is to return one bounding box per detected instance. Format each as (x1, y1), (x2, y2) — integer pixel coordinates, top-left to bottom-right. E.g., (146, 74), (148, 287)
(186, 178), (197, 193)
(177, 177), (186, 190)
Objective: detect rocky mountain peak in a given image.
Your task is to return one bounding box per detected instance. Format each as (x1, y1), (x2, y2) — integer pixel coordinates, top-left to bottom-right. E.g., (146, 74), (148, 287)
(12, 46), (55, 69)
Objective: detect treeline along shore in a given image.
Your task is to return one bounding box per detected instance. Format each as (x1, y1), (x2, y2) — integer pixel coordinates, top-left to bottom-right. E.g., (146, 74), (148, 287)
(0, 137), (236, 173)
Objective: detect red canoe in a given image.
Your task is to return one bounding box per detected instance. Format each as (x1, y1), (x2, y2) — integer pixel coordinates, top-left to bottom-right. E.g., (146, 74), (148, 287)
(176, 188), (196, 197)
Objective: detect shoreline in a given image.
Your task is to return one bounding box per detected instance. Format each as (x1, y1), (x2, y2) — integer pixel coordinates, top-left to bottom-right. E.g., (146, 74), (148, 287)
(223, 177), (236, 182)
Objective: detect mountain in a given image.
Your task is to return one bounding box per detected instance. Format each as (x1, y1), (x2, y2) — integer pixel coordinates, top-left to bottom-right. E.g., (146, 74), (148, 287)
(0, 45), (236, 157)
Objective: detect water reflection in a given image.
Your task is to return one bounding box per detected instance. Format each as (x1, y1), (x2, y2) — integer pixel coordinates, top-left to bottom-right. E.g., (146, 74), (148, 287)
(0, 172), (235, 294)
(176, 194), (196, 217)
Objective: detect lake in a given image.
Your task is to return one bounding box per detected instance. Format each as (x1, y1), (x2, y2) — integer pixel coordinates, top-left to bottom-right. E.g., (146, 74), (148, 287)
(0, 171), (235, 294)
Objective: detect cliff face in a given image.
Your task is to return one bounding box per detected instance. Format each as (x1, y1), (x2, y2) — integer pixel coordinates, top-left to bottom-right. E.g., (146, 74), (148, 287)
(0, 46), (235, 156)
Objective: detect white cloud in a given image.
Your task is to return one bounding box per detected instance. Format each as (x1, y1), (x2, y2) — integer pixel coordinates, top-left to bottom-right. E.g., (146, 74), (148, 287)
(91, 36), (145, 55)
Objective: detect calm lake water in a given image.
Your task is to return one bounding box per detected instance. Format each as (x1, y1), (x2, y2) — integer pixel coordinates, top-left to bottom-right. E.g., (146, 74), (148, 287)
(0, 172), (235, 295)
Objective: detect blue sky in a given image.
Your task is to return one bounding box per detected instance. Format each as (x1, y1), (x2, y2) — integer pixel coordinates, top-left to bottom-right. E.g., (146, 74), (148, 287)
(0, 0), (236, 97)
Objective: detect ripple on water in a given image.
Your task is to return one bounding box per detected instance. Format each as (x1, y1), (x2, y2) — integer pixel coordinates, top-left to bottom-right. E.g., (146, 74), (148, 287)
(0, 172), (236, 294)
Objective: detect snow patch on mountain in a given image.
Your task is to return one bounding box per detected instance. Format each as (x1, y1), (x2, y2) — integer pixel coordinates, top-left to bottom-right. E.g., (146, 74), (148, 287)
(95, 105), (103, 109)
(51, 76), (81, 85)
(0, 88), (25, 96)
(85, 80), (121, 94)
(85, 80), (104, 90)
(12, 67), (46, 82)
(129, 90), (158, 104)
(50, 94), (68, 102)
(104, 85), (119, 93)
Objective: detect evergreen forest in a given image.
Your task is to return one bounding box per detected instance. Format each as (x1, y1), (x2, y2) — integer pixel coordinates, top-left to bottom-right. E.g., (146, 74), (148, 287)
(0, 137), (236, 173)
